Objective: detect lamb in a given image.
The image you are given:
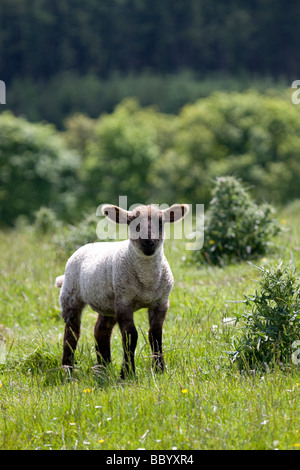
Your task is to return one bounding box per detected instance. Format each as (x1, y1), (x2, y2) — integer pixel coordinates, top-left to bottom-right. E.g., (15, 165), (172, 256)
(55, 203), (189, 377)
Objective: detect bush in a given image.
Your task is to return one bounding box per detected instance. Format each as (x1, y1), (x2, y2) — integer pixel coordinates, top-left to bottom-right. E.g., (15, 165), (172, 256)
(81, 98), (176, 210)
(63, 112), (97, 159)
(0, 112), (80, 226)
(33, 207), (59, 235)
(231, 263), (300, 370)
(169, 90), (300, 205)
(54, 213), (100, 256)
(196, 177), (280, 265)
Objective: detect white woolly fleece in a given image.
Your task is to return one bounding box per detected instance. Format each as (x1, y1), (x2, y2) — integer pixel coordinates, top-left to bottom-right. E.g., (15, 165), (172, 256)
(56, 238), (174, 321)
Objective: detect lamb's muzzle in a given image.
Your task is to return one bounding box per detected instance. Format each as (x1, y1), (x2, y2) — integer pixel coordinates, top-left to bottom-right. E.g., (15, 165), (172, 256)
(55, 203), (189, 377)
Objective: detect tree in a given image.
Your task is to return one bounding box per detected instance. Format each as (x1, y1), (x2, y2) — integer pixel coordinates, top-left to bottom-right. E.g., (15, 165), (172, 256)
(0, 112), (80, 226)
(81, 99), (175, 209)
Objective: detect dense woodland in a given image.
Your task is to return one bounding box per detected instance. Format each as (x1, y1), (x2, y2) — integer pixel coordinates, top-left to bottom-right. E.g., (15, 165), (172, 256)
(0, 0), (297, 126)
(1, 0), (299, 82)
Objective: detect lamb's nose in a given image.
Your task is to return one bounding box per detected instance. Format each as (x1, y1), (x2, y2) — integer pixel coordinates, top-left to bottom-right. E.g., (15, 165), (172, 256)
(142, 239), (155, 248)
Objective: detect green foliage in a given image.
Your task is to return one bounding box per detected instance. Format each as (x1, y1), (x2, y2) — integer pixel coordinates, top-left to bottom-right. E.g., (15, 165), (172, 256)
(168, 90), (300, 205)
(63, 112), (97, 159)
(6, 72), (286, 128)
(195, 177), (280, 265)
(2, 90), (300, 227)
(0, 112), (80, 226)
(54, 213), (100, 256)
(33, 207), (60, 235)
(71, 91), (300, 210)
(231, 263), (300, 370)
(20, 343), (60, 374)
(81, 99), (175, 209)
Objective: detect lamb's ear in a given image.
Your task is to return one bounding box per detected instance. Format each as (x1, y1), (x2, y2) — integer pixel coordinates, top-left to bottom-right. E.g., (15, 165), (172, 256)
(101, 204), (133, 225)
(162, 204), (189, 223)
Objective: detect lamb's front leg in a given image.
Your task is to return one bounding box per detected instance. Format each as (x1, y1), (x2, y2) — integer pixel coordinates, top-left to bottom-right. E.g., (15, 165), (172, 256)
(148, 302), (168, 372)
(115, 301), (138, 378)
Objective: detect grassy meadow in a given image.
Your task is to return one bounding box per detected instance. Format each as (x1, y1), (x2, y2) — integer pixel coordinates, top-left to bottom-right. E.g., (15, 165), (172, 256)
(0, 202), (300, 450)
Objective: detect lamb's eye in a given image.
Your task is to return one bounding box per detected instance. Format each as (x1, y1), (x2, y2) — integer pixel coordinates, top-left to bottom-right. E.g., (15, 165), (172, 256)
(136, 224), (140, 232)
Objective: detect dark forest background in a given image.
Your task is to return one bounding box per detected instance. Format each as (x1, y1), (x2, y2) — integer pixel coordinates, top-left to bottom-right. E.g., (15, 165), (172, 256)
(2, 0), (299, 81)
(0, 0), (297, 126)
(0, 0), (299, 226)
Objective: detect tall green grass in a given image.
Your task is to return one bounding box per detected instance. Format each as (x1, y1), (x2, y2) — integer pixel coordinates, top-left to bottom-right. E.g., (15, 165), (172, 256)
(0, 202), (299, 450)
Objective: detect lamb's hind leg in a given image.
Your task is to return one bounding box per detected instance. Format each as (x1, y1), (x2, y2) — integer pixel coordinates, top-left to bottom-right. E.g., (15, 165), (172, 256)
(61, 296), (84, 367)
(94, 314), (117, 366)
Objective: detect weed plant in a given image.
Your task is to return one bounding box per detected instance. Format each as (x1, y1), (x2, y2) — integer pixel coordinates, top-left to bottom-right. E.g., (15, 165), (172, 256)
(34, 207), (60, 235)
(232, 263), (300, 370)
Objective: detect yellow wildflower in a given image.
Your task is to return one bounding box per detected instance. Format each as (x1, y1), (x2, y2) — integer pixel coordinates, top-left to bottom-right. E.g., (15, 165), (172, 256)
(181, 388), (188, 394)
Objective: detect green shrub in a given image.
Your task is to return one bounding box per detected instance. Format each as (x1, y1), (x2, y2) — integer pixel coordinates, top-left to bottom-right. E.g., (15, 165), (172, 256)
(0, 112), (80, 226)
(231, 263), (300, 370)
(196, 176), (280, 265)
(171, 90), (300, 205)
(33, 207), (60, 235)
(54, 213), (100, 256)
(63, 112), (97, 159)
(82, 98), (176, 209)
(21, 345), (60, 374)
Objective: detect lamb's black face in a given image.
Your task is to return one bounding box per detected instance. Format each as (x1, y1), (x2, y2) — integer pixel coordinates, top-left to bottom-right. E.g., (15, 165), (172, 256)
(102, 202), (189, 258)
(128, 206), (164, 257)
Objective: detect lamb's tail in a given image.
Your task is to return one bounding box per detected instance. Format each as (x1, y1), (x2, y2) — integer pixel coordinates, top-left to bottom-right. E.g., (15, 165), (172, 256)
(55, 275), (64, 288)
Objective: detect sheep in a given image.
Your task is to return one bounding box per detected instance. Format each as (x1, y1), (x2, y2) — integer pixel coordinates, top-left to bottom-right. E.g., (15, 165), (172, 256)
(55, 203), (189, 377)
